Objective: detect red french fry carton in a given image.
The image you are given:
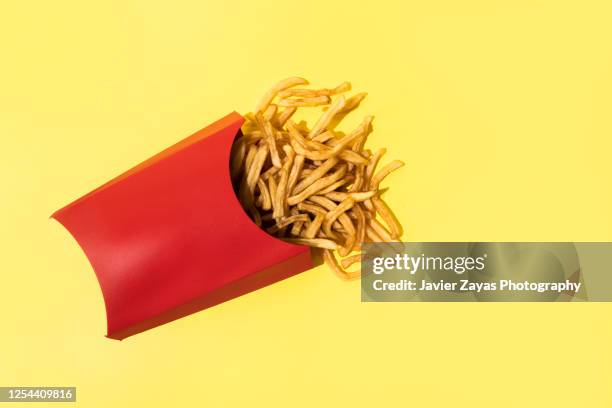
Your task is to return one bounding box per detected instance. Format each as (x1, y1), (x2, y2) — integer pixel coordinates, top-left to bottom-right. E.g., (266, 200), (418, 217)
(52, 112), (313, 340)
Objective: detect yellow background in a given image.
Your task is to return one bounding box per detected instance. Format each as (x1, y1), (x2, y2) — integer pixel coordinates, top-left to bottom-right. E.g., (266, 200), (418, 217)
(2, 1), (612, 406)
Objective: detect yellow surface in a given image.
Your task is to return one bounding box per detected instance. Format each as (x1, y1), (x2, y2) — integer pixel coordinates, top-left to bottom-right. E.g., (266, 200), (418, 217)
(2, 1), (612, 407)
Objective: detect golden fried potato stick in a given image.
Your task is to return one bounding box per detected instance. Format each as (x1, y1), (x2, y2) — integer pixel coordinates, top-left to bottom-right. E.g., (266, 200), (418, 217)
(263, 104), (277, 121)
(244, 144), (257, 172)
(286, 166), (347, 206)
(267, 214), (310, 233)
(292, 157), (339, 195)
(289, 207), (305, 236)
(323, 250), (360, 281)
(363, 147), (387, 210)
(348, 165), (365, 192)
(372, 197), (403, 239)
(274, 168), (290, 219)
(260, 166), (279, 181)
(368, 217), (394, 242)
(297, 202), (327, 216)
(278, 81), (351, 98)
(291, 220), (305, 236)
(283, 238), (338, 250)
(241, 143), (268, 206)
(311, 130), (336, 144)
(365, 224), (384, 242)
(324, 190), (377, 202)
(352, 115), (374, 153)
(267, 174), (278, 213)
(256, 178), (272, 210)
(338, 236), (355, 257)
(298, 168), (313, 179)
(274, 107), (297, 128)
(340, 253), (362, 270)
(241, 131), (265, 145)
(369, 160), (405, 190)
(278, 95), (330, 107)
(308, 95), (346, 138)
(339, 92), (367, 113)
(286, 155), (304, 195)
(338, 150), (369, 165)
(352, 204), (367, 249)
(304, 213), (325, 239)
(273, 146), (295, 219)
(257, 115), (282, 168)
(317, 176), (354, 195)
(254, 77), (308, 113)
(327, 93), (369, 130)
(365, 148), (387, 181)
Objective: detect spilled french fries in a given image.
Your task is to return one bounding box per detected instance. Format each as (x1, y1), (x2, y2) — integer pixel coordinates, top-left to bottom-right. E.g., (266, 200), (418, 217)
(231, 77), (404, 280)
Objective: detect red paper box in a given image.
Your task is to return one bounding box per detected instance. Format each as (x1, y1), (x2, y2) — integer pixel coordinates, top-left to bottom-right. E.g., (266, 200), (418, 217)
(53, 112), (313, 340)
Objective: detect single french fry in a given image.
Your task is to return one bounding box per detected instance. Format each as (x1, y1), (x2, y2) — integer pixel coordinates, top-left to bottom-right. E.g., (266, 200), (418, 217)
(348, 165), (365, 192)
(340, 253), (362, 269)
(257, 178), (272, 210)
(263, 104), (277, 121)
(365, 225), (383, 242)
(257, 115), (282, 168)
(339, 150), (369, 165)
(289, 207), (305, 236)
(292, 157), (339, 195)
(372, 197), (403, 239)
(286, 165), (347, 206)
(274, 168), (289, 219)
(244, 144), (258, 172)
(325, 190), (377, 202)
(274, 107), (297, 128)
(267, 214), (310, 233)
(323, 249), (360, 281)
(283, 238), (338, 250)
(317, 176), (353, 195)
(268, 174), (277, 214)
(352, 115), (373, 153)
(287, 154), (304, 195)
(308, 95), (346, 138)
(297, 202), (327, 216)
(369, 217), (394, 242)
(353, 204), (367, 247)
(370, 160), (405, 189)
(312, 130), (336, 144)
(254, 77), (308, 113)
(340, 92), (367, 113)
(277, 95), (330, 107)
(278, 81), (351, 98)
(304, 213), (325, 239)
(244, 144), (269, 206)
(260, 166), (279, 181)
(365, 148), (387, 182)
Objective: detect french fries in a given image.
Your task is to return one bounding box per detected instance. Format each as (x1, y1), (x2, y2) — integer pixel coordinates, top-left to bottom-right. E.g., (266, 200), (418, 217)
(233, 77), (404, 280)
